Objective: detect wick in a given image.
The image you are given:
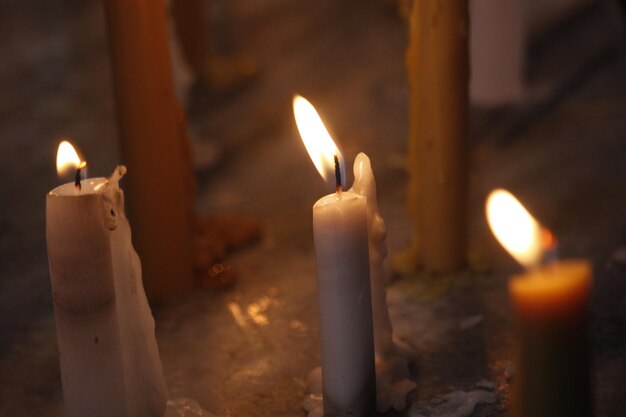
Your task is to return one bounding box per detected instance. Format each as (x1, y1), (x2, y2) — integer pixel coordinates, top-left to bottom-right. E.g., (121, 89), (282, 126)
(74, 161), (86, 190)
(334, 155), (342, 193)
(541, 230), (559, 265)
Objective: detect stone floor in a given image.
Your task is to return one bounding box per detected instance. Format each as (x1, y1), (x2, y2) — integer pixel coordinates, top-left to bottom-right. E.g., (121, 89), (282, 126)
(1, 0), (625, 416)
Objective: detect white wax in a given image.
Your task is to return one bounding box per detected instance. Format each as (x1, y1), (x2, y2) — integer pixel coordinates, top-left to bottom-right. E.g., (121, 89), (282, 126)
(351, 152), (393, 357)
(313, 190), (376, 417)
(46, 167), (167, 417)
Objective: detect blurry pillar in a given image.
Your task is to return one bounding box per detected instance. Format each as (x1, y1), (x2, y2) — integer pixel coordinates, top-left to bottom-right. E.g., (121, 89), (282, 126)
(406, 0), (469, 274)
(103, 0), (195, 300)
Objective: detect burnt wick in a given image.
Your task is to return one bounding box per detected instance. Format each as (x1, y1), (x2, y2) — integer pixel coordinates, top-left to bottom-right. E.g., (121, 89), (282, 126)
(334, 155), (342, 193)
(74, 161), (86, 190)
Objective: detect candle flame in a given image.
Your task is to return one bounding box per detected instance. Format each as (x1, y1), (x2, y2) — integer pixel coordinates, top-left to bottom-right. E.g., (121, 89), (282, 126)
(486, 189), (554, 268)
(293, 95), (345, 188)
(56, 140), (85, 176)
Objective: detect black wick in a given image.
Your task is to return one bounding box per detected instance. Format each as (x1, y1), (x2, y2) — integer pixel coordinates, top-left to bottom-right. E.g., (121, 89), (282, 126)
(75, 162), (86, 190)
(334, 155), (342, 193)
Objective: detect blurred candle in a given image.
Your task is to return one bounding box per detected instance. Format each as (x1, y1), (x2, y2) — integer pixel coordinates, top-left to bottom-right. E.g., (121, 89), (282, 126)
(486, 189), (592, 417)
(405, 0), (469, 273)
(294, 96), (376, 417)
(47, 142), (168, 417)
(103, 0), (195, 300)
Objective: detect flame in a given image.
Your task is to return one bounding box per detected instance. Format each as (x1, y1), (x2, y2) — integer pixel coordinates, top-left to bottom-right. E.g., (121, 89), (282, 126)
(56, 140), (85, 176)
(486, 189), (550, 268)
(293, 95), (344, 187)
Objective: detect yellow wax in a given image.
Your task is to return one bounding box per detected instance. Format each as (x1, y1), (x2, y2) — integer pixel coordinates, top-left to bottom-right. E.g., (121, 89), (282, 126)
(509, 260), (592, 417)
(405, 0), (469, 273)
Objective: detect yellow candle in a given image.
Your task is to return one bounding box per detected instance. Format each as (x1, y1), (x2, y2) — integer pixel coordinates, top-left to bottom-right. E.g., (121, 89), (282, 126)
(487, 190), (592, 417)
(405, 0), (469, 273)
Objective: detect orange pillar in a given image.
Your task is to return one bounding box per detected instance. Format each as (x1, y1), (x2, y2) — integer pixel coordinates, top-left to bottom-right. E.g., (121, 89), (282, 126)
(103, 0), (195, 300)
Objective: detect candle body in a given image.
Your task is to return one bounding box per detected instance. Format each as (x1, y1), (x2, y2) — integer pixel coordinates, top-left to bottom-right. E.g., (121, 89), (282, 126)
(104, 0), (195, 300)
(406, 0), (469, 273)
(509, 260), (592, 417)
(46, 172), (168, 417)
(351, 153), (393, 357)
(313, 191), (376, 417)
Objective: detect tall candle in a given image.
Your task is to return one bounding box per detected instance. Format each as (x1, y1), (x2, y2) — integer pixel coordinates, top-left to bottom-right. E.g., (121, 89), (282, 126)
(486, 189), (592, 417)
(103, 0), (195, 300)
(405, 0), (469, 273)
(47, 144), (167, 417)
(295, 96), (376, 417)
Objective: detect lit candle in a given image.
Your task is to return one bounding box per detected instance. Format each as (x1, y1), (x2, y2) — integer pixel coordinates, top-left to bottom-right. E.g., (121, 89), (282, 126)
(486, 189), (592, 417)
(47, 141), (168, 417)
(294, 96), (376, 417)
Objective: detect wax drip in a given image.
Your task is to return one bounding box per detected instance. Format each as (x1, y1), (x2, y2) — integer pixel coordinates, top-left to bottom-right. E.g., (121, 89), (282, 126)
(102, 165), (127, 230)
(540, 229), (559, 265)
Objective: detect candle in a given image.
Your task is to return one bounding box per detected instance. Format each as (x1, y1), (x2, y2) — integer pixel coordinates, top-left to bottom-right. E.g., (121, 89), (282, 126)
(486, 189), (592, 417)
(405, 0), (469, 273)
(103, 0), (195, 300)
(294, 96), (376, 417)
(47, 142), (168, 417)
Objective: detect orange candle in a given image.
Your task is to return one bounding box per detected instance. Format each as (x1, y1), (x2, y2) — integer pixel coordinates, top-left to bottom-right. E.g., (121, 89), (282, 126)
(103, 0), (195, 300)
(486, 190), (592, 417)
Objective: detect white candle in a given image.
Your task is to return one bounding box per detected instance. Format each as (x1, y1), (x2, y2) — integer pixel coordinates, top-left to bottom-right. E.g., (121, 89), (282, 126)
(46, 143), (167, 417)
(295, 96), (376, 417)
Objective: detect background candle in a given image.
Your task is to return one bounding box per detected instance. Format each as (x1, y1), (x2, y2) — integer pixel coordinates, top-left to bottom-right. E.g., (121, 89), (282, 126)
(103, 0), (195, 300)
(46, 163), (167, 417)
(509, 261), (592, 417)
(486, 189), (592, 417)
(405, 0), (469, 273)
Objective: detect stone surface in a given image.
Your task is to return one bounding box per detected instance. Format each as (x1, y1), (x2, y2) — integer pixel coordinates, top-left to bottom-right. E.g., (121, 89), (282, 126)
(0, 1), (625, 417)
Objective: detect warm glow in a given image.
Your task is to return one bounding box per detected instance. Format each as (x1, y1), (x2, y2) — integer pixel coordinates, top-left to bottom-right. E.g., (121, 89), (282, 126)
(56, 140), (84, 176)
(293, 95), (343, 185)
(486, 189), (548, 268)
